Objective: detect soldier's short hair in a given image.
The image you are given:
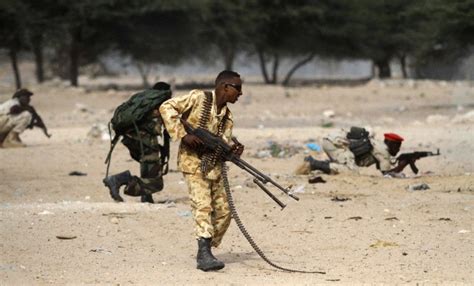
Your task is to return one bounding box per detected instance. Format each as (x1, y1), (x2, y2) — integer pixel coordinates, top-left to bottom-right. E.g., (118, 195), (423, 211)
(215, 70), (240, 86)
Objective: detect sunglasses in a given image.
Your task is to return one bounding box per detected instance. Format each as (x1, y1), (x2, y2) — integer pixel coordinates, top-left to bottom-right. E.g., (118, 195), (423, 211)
(224, 82), (242, 92)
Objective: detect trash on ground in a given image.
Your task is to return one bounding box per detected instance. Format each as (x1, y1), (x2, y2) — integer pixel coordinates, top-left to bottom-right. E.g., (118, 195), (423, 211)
(370, 240), (399, 248)
(254, 141), (303, 158)
(385, 217), (399, 221)
(306, 143), (321, 152)
(308, 176), (326, 184)
(347, 216), (362, 221)
(331, 196), (351, 202)
(177, 210), (192, 217)
(69, 171), (87, 176)
(438, 217), (451, 221)
(90, 247), (112, 254)
(407, 183), (430, 191)
(293, 185), (306, 194)
(56, 235), (77, 240)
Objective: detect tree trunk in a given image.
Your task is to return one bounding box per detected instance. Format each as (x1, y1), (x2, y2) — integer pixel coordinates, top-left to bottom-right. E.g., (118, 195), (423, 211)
(282, 52), (316, 86)
(136, 62), (151, 88)
(69, 27), (81, 87)
(9, 48), (22, 89)
(399, 55), (408, 79)
(221, 45), (235, 70)
(270, 53), (279, 84)
(256, 47), (270, 84)
(32, 33), (45, 83)
(375, 59), (391, 78)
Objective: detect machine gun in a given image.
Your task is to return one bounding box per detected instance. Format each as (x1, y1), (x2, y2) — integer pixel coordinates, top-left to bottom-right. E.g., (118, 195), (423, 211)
(181, 119), (298, 209)
(396, 149), (440, 174)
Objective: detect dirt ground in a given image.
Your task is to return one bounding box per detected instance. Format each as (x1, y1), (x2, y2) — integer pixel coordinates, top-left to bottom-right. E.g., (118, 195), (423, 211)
(0, 75), (473, 285)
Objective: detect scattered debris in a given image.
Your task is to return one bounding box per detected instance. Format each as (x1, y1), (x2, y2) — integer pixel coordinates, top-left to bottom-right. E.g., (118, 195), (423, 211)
(37, 210), (54, 215)
(308, 176), (326, 184)
(254, 141), (303, 158)
(102, 212), (137, 218)
(74, 103), (91, 113)
(68, 171), (87, 176)
(293, 185), (306, 194)
(306, 142), (321, 152)
(324, 216), (333, 219)
(177, 210), (192, 217)
(458, 229), (470, 234)
(321, 121), (334, 128)
(87, 123), (110, 141)
(347, 216), (362, 221)
(385, 217), (399, 221)
(370, 240), (399, 248)
(402, 252), (408, 256)
(323, 110), (336, 118)
(331, 196), (351, 202)
(438, 218), (451, 221)
(56, 235), (77, 240)
(109, 217), (119, 224)
(407, 183), (430, 191)
(90, 247), (112, 254)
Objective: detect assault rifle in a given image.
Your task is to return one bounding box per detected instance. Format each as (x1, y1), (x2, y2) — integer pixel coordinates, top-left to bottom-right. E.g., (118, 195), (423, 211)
(28, 106), (51, 138)
(181, 119), (298, 209)
(396, 149), (440, 174)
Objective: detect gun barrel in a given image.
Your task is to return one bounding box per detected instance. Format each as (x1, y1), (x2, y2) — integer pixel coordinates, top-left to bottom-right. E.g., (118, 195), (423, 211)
(232, 157), (299, 201)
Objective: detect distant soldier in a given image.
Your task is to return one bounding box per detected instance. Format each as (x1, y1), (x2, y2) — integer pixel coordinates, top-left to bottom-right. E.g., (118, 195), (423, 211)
(0, 89), (51, 148)
(296, 127), (407, 176)
(103, 82), (172, 204)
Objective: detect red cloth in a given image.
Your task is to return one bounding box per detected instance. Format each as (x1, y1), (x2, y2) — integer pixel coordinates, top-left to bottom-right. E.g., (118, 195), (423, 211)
(384, 133), (404, 142)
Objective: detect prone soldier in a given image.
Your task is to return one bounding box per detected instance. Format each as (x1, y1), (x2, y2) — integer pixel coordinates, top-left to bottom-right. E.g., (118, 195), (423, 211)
(296, 127), (407, 177)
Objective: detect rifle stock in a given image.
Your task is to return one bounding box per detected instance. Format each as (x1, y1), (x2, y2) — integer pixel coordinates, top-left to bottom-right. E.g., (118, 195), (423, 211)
(181, 119), (298, 209)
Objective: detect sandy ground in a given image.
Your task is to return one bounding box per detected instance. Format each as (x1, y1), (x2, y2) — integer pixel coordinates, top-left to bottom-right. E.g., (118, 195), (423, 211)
(1, 76), (473, 285)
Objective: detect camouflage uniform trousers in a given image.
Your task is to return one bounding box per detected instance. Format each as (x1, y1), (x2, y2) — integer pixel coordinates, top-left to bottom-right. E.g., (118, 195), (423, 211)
(322, 138), (359, 174)
(183, 171), (231, 248)
(0, 111), (32, 134)
(122, 134), (164, 196)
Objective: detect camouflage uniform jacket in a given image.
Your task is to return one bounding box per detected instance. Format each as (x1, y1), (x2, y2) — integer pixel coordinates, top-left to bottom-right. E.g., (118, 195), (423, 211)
(159, 89), (233, 179)
(325, 128), (393, 172)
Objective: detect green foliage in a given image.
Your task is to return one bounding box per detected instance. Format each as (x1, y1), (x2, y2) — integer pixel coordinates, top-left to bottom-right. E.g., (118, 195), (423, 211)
(0, 0), (473, 84)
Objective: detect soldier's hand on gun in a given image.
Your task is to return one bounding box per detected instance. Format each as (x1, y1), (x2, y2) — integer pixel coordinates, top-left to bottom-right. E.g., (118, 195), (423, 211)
(182, 134), (203, 149)
(231, 137), (244, 157)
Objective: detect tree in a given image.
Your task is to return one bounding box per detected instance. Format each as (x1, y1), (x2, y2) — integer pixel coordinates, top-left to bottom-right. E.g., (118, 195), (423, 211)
(0, 0), (28, 89)
(114, 1), (200, 87)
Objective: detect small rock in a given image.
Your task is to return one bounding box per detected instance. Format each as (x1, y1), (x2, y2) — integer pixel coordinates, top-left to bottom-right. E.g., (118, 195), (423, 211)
(407, 183), (430, 191)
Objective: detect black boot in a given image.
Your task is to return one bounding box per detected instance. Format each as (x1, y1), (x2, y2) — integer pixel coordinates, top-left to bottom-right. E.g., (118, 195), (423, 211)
(140, 193), (154, 204)
(196, 238), (225, 271)
(102, 171), (132, 202)
(304, 156), (331, 174)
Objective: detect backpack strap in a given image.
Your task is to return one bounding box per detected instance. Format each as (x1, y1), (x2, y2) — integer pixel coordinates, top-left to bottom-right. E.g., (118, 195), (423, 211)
(104, 122), (121, 179)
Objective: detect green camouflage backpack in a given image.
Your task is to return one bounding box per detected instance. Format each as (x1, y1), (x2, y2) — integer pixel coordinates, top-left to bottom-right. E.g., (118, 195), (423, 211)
(104, 89), (172, 177)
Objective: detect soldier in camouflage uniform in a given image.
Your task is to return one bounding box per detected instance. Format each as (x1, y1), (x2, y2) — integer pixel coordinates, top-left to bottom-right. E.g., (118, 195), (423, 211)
(103, 82), (171, 203)
(297, 129), (406, 176)
(159, 70), (244, 272)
